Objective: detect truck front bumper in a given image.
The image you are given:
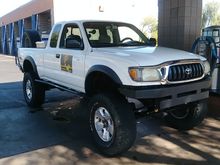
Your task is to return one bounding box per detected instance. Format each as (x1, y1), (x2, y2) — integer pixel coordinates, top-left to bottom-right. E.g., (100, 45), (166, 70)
(119, 78), (211, 110)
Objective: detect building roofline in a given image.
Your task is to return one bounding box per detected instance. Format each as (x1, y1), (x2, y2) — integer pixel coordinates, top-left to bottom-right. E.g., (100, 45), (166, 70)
(0, 0), (53, 26)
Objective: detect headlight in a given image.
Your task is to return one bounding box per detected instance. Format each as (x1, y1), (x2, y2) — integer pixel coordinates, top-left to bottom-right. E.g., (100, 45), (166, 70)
(129, 67), (161, 82)
(203, 61), (210, 75)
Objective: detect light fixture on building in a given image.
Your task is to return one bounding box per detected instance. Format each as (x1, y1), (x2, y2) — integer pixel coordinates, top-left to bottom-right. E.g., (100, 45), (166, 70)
(99, 5), (104, 12)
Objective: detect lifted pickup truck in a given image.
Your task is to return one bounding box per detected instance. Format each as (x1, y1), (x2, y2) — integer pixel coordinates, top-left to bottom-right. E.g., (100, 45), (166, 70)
(17, 20), (211, 156)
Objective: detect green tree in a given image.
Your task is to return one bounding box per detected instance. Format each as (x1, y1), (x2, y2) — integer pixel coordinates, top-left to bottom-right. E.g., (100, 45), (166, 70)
(140, 16), (158, 40)
(202, 1), (220, 28)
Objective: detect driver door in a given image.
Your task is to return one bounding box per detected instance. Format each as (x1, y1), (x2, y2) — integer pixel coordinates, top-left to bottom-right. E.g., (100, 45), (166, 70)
(55, 23), (85, 91)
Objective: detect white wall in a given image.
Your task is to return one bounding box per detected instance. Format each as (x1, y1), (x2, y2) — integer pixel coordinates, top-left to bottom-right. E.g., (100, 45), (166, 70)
(53, 0), (158, 28)
(53, 0), (92, 22)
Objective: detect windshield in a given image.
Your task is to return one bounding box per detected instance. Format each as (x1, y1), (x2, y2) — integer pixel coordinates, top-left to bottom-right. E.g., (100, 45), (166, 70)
(83, 22), (151, 48)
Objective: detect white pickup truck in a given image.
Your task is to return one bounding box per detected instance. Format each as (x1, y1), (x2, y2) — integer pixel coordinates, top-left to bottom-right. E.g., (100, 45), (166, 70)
(17, 20), (211, 156)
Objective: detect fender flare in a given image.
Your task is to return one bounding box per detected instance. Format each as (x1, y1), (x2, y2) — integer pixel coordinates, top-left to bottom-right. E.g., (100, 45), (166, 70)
(85, 65), (122, 87)
(23, 56), (39, 78)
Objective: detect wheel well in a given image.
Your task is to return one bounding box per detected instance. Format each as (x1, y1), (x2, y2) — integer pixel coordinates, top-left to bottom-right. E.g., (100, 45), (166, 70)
(85, 71), (119, 96)
(23, 60), (34, 73)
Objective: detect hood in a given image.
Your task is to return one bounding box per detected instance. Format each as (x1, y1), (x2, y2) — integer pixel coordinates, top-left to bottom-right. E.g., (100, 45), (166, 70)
(93, 46), (205, 66)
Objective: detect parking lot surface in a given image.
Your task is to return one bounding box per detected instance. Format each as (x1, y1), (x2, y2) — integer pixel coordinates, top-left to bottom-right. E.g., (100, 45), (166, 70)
(0, 55), (220, 165)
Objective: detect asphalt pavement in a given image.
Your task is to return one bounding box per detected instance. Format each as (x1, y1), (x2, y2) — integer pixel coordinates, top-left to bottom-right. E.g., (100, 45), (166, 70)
(0, 55), (219, 165)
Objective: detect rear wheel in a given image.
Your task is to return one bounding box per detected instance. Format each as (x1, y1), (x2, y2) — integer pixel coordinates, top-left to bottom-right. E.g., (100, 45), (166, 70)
(23, 72), (45, 108)
(165, 101), (208, 130)
(89, 93), (136, 156)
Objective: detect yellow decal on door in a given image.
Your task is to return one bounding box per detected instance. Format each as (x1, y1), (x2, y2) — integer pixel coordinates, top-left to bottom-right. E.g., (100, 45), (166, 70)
(61, 54), (73, 73)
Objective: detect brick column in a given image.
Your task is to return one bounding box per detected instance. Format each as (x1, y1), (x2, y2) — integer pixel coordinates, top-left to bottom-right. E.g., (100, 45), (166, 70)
(158, 0), (202, 51)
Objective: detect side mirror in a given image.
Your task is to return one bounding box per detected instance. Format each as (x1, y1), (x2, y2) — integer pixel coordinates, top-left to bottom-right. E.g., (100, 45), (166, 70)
(36, 41), (46, 48)
(66, 37), (83, 49)
(149, 38), (156, 46)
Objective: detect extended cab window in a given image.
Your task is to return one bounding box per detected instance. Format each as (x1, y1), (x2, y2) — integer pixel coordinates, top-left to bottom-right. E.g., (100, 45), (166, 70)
(60, 24), (83, 50)
(50, 24), (61, 48)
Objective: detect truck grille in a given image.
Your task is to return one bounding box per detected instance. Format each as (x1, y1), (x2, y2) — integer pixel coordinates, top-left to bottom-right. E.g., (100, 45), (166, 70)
(168, 63), (203, 82)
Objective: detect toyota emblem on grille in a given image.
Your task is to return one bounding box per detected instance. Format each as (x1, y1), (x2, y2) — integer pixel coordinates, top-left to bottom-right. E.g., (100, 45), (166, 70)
(185, 68), (192, 75)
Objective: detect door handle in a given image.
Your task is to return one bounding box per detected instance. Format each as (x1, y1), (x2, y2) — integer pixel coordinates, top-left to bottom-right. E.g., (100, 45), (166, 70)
(56, 54), (60, 58)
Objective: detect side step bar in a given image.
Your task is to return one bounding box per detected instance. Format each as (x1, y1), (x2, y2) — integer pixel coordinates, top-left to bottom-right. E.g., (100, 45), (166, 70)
(35, 79), (84, 96)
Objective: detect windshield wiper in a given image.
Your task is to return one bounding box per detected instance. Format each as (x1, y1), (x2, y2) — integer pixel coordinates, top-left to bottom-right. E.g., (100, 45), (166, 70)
(118, 41), (147, 47)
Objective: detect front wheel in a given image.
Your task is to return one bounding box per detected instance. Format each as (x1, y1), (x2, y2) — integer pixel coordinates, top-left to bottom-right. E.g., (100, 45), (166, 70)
(165, 101), (208, 130)
(23, 72), (45, 108)
(89, 93), (136, 156)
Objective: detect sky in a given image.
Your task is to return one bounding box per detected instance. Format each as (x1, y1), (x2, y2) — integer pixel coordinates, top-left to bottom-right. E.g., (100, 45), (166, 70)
(0, 0), (31, 17)
(203, 0), (220, 6)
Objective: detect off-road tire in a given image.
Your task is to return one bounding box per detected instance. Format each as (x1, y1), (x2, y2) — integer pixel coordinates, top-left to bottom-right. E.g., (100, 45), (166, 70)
(89, 93), (136, 156)
(165, 101), (208, 130)
(23, 72), (45, 107)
